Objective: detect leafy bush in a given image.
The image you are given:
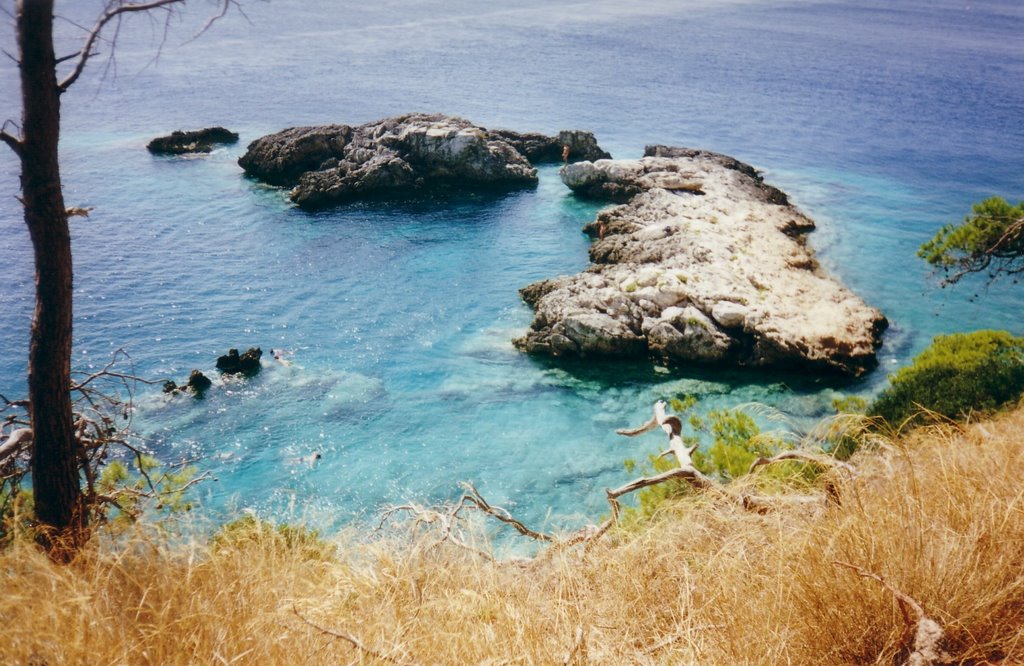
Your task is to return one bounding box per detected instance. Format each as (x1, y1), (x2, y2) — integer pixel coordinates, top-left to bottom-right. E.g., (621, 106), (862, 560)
(870, 330), (1024, 427)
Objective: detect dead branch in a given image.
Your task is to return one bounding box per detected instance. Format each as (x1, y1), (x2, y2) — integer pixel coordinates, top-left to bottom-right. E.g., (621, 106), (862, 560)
(292, 604), (420, 666)
(748, 450), (857, 476)
(0, 392), (30, 409)
(190, 0), (245, 41)
(617, 400), (699, 469)
(833, 561), (951, 666)
(59, 0), (186, 92)
(0, 127), (22, 157)
(0, 428), (32, 464)
(66, 206), (94, 218)
(381, 400), (842, 557)
(376, 501), (495, 562)
(458, 481), (556, 542)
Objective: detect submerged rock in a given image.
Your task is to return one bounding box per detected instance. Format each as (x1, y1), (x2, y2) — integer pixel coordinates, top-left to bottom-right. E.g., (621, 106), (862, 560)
(238, 113), (610, 209)
(147, 127), (239, 155)
(216, 347), (263, 376)
(515, 148), (888, 376)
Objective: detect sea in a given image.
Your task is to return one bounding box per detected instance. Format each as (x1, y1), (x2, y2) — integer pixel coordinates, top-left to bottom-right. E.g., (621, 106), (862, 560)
(1, 0), (1022, 536)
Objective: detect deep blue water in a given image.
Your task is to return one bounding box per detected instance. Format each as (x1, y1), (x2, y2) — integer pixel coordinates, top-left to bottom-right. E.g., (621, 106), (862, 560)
(1, 0), (1022, 532)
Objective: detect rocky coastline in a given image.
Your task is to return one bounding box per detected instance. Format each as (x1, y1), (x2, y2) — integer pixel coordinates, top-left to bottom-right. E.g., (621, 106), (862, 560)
(514, 146), (887, 376)
(238, 113), (609, 209)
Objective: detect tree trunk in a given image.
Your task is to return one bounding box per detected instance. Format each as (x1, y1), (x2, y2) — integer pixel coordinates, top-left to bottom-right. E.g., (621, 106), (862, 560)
(17, 0), (86, 551)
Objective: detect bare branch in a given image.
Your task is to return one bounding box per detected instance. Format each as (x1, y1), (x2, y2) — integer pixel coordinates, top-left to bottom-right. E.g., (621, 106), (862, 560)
(58, 0), (186, 92)
(189, 0), (240, 41)
(608, 466), (716, 500)
(833, 561), (951, 666)
(0, 392), (30, 408)
(292, 604), (419, 666)
(458, 481), (556, 542)
(0, 428), (33, 464)
(0, 120), (23, 158)
(376, 501), (496, 562)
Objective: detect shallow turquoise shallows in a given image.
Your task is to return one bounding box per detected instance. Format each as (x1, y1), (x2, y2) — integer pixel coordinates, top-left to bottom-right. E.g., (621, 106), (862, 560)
(1, 0), (1022, 535)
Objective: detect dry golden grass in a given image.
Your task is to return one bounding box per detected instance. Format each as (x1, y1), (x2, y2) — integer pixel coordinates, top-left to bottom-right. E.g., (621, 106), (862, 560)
(3, 407), (1024, 665)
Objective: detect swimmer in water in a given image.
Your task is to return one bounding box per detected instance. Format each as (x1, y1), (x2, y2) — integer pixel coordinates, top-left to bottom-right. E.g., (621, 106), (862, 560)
(289, 452), (321, 467)
(271, 348), (293, 367)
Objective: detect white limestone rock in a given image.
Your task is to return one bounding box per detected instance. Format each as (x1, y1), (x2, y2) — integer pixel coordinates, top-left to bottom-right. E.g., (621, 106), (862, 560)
(515, 147), (887, 376)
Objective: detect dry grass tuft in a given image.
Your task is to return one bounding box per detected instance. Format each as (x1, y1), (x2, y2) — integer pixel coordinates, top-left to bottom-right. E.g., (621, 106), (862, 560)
(3, 408), (1024, 664)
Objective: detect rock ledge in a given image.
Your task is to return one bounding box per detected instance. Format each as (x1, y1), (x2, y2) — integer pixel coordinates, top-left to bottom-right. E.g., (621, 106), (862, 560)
(514, 146), (887, 376)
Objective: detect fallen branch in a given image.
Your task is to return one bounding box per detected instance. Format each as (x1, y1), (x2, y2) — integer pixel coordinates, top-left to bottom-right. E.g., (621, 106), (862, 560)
(292, 604), (419, 666)
(458, 481), (556, 542)
(833, 561), (951, 666)
(381, 400), (841, 556)
(376, 500), (495, 562)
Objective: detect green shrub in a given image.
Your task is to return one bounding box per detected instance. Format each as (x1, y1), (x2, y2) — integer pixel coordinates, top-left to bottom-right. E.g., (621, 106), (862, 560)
(870, 330), (1024, 428)
(211, 514), (334, 561)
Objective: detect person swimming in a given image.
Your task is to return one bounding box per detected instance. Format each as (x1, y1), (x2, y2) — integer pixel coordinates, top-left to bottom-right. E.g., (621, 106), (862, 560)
(270, 348), (293, 367)
(290, 451), (322, 467)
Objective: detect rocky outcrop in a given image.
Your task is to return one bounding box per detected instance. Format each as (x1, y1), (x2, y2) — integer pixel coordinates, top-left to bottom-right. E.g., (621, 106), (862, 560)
(488, 129), (611, 163)
(238, 114), (610, 209)
(147, 127), (239, 155)
(162, 370), (213, 396)
(216, 347), (263, 376)
(515, 148), (887, 376)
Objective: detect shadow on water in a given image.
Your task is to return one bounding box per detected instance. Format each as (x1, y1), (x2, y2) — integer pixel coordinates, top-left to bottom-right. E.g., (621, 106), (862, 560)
(241, 173), (540, 216)
(524, 352), (874, 395)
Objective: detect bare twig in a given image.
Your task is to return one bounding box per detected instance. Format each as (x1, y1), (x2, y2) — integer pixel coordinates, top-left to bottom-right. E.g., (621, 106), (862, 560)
(58, 0), (186, 92)
(458, 482), (556, 542)
(292, 604), (419, 666)
(189, 0), (243, 41)
(376, 501), (495, 562)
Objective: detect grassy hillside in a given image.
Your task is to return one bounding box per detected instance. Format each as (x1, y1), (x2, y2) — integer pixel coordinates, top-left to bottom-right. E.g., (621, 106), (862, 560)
(3, 407), (1023, 664)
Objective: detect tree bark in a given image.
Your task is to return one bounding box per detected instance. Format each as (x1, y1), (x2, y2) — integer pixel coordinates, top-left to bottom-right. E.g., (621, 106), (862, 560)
(17, 0), (85, 549)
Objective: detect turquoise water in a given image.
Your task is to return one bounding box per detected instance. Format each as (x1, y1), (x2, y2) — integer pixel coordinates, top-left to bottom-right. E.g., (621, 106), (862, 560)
(1, 0), (1022, 531)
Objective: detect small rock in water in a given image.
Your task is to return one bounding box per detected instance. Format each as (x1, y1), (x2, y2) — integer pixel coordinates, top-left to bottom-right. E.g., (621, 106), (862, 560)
(147, 127), (239, 155)
(162, 369), (213, 396)
(216, 347), (263, 376)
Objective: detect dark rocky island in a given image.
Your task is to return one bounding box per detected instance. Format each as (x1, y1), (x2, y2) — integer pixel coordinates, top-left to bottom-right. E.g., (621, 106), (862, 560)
(147, 127), (239, 155)
(514, 146), (888, 376)
(238, 113), (609, 209)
